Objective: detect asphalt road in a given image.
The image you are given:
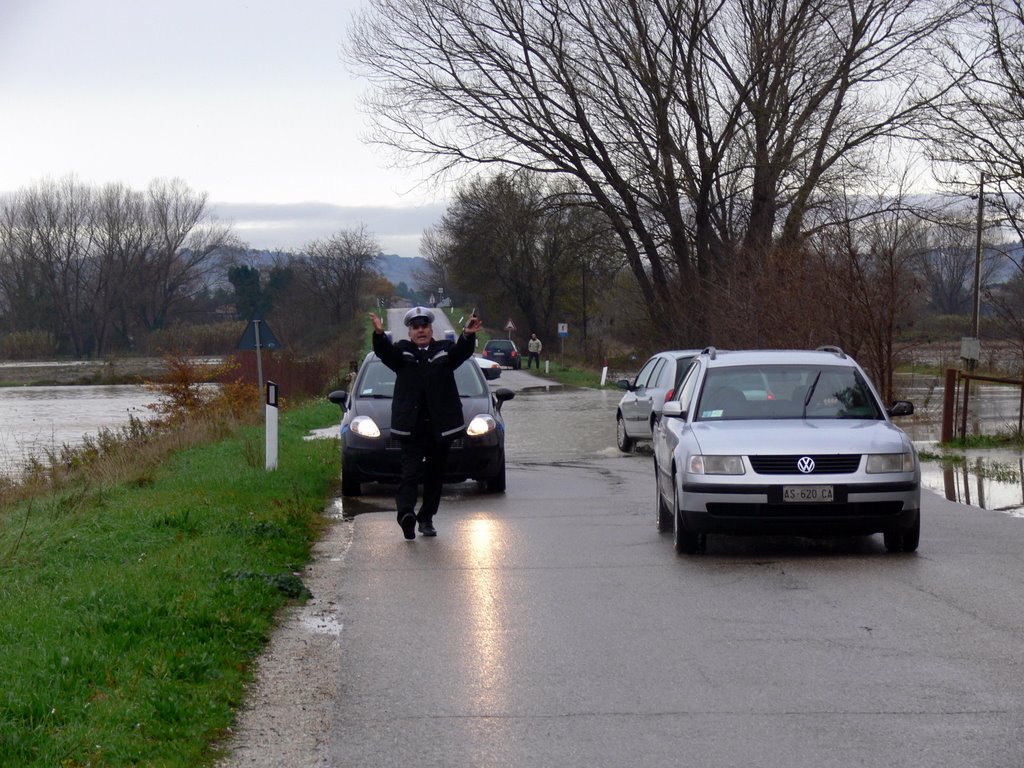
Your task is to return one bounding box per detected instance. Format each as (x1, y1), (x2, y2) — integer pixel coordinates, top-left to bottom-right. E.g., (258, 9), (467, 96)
(221, 369), (1024, 768)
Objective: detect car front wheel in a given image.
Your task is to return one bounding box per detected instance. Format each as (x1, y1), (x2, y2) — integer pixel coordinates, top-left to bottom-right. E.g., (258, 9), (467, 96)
(616, 414), (634, 453)
(672, 472), (703, 554)
(341, 470), (361, 497)
(883, 511), (920, 553)
(486, 456), (507, 493)
(655, 460), (673, 531)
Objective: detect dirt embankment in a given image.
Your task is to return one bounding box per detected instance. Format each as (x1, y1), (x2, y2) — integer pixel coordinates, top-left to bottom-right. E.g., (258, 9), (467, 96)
(0, 358), (170, 387)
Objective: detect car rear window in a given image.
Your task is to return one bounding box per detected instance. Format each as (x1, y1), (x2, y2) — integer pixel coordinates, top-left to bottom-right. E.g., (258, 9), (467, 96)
(696, 364), (882, 421)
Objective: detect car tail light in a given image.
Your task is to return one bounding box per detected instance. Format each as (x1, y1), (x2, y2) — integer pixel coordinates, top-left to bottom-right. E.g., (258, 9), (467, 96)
(664, 389), (675, 402)
(511, 350), (517, 358)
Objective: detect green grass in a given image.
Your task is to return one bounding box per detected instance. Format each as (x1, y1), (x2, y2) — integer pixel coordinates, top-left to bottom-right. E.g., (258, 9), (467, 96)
(0, 399), (340, 767)
(918, 449), (1022, 483)
(938, 431), (1024, 450)
(534, 364), (616, 389)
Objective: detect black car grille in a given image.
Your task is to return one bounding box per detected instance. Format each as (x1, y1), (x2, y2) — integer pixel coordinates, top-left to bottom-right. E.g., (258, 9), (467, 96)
(707, 500), (904, 518)
(385, 437), (464, 450)
(749, 454), (861, 475)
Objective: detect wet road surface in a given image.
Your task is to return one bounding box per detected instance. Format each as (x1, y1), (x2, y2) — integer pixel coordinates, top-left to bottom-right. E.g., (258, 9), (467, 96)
(322, 370), (1024, 768)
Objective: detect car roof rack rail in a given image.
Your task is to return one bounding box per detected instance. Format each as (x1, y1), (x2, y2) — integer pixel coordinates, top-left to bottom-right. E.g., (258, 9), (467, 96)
(816, 345), (846, 358)
(701, 346), (717, 359)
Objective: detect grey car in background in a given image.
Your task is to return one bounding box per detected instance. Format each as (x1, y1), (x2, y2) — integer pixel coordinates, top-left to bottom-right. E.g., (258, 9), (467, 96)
(652, 347), (920, 554)
(615, 349), (701, 452)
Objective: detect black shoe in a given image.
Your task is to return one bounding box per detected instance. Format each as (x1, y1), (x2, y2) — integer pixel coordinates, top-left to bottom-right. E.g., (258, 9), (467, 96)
(418, 520), (437, 537)
(399, 512), (416, 540)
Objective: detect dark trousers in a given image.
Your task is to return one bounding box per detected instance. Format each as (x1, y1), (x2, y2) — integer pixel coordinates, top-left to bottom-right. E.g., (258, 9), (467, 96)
(527, 352), (540, 369)
(396, 433), (451, 523)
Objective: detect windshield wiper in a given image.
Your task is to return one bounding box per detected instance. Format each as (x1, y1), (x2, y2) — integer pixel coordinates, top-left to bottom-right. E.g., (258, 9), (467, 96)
(802, 370), (822, 418)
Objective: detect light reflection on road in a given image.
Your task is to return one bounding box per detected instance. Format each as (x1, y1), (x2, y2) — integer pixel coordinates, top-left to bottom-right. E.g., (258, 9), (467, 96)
(463, 516), (508, 709)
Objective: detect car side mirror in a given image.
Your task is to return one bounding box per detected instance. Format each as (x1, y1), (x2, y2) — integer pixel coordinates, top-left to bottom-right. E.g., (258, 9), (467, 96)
(662, 401), (687, 419)
(493, 388), (515, 411)
(328, 390), (349, 410)
(616, 378), (633, 391)
(888, 400), (914, 417)
(482, 366), (501, 381)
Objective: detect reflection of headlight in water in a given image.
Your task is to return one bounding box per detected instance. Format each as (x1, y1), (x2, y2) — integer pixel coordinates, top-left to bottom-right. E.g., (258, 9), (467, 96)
(466, 414), (497, 437)
(466, 517), (506, 705)
(350, 416), (381, 438)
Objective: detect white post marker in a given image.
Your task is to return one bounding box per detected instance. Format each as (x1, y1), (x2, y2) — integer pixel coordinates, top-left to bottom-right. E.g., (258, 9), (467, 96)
(600, 359), (608, 387)
(265, 381), (279, 471)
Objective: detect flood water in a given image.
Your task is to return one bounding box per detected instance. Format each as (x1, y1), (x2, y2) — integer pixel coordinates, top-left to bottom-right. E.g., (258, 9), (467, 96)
(896, 371), (1024, 517)
(0, 384), (155, 475)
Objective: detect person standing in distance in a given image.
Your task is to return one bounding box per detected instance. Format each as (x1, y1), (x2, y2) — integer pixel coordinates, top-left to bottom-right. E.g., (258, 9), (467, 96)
(370, 306), (484, 539)
(527, 333), (543, 369)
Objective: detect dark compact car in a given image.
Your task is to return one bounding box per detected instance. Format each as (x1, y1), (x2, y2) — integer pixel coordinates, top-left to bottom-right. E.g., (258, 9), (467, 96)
(328, 352), (514, 497)
(615, 349), (702, 452)
(482, 339), (521, 369)
(652, 347), (920, 554)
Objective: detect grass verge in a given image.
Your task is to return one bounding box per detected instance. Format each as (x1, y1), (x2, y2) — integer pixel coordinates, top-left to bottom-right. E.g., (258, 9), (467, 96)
(0, 398), (340, 767)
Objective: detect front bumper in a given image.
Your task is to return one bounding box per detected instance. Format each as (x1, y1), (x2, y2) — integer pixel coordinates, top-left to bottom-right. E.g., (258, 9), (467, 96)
(342, 430), (505, 485)
(679, 478), (920, 536)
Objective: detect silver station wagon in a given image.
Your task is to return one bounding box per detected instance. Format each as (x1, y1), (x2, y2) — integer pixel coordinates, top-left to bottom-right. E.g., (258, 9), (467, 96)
(652, 347), (920, 554)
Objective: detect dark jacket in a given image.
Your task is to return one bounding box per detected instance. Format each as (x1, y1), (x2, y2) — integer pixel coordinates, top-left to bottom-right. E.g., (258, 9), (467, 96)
(372, 330), (476, 440)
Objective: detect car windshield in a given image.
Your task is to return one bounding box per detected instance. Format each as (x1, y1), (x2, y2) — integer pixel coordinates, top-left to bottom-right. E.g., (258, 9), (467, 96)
(356, 359), (486, 399)
(695, 364), (883, 421)
(487, 341), (513, 350)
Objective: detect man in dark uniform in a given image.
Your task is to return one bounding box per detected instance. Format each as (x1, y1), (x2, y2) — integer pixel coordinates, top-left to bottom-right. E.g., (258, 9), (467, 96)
(370, 306), (484, 539)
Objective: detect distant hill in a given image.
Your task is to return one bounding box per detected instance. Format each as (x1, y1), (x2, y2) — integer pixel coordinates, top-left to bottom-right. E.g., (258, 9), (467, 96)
(214, 248), (432, 291)
(377, 253), (431, 290)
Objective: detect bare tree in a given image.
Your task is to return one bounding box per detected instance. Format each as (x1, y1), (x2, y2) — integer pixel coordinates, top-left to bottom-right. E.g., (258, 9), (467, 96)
(0, 177), (239, 356)
(348, 0), (965, 340)
(0, 192), (55, 336)
(300, 227), (382, 324)
(931, 1), (1024, 250)
(426, 172), (622, 343)
(16, 177), (97, 355)
(89, 183), (151, 354)
(917, 215), (1003, 315)
(134, 178), (237, 332)
(810, 186), (928, 400)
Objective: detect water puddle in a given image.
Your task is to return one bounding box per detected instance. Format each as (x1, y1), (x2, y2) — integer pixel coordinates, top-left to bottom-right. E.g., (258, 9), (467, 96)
(895, 371), (1024, 518)
(918, 448), (1024, 518)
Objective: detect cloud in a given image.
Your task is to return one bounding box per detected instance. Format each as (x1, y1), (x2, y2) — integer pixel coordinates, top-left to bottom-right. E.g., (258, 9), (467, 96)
(211, 201), (447, 258)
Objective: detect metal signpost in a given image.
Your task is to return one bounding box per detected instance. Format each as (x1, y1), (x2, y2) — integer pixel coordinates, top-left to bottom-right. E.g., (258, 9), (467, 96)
(236, 315), (281, 396)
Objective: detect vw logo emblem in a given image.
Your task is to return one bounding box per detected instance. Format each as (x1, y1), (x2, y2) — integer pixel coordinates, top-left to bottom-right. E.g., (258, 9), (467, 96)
(797, 456), (815, 474)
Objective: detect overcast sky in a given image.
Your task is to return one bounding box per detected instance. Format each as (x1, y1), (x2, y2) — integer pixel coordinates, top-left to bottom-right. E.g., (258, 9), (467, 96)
(0, 0), (444, 257)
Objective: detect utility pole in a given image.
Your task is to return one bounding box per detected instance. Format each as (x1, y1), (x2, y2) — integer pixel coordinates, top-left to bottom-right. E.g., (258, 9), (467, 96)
(972, 171), (985, 343)
(963, 171), (986, 380)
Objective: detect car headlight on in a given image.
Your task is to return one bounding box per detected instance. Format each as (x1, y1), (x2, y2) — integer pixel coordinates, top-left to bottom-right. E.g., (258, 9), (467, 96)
(688, 454), (745, 475)
(466, 414), (497, 437)
(349, 415), (381, 438)
(866, 452), (915, 473)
